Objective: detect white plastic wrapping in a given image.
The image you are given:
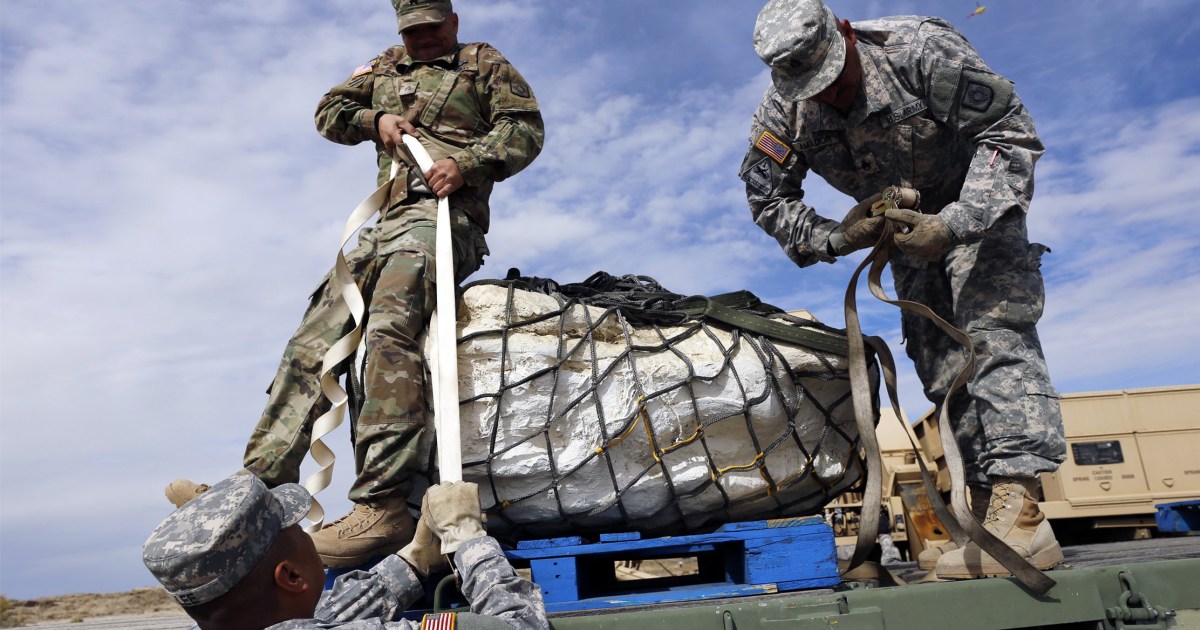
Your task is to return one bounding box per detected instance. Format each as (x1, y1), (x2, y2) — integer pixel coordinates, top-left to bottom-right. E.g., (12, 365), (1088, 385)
(416, 284), (871, 536)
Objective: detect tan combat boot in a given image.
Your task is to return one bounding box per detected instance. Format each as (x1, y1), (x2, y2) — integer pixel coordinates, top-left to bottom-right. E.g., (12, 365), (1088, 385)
(311, 498), (416, 568)
(916, 485), (992, 570)
(935, 478), (1064, 579)
(164, 479), (211, 508)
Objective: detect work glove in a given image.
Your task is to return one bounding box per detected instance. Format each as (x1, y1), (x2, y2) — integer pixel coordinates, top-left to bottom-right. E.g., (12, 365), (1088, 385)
(397, 495), (450, 577)
(885, 207), (957, 261)
(422, 481), (488, 555)
(827, 192), (885, 256)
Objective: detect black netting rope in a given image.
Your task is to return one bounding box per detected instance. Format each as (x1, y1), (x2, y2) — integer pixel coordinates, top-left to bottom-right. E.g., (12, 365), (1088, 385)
(422, 270), (877, 539)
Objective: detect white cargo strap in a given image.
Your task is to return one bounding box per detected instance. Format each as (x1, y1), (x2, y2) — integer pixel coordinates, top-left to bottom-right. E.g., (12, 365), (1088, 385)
(399, 135), (463, 483)
(301, 135), (463, 531)
(841, 188), (1056, 595)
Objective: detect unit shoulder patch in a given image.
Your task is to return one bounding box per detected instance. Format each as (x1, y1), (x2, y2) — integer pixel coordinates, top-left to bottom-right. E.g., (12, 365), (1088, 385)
(961, 81), (993, 112)
(955, 68), (1013, 125)
(741, 156), (776, 196)
(510, 78), (531, 98)
(755, 129), (792, 164)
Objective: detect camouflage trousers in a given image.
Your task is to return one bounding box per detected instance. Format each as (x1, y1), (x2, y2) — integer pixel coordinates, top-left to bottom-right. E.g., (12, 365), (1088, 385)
(243, 197), (484, 503)
(891, 210), (1065, 487)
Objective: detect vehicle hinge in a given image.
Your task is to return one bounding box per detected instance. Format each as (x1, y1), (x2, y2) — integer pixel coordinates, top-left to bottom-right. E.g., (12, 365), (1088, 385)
(1105, 571), (1177, 629)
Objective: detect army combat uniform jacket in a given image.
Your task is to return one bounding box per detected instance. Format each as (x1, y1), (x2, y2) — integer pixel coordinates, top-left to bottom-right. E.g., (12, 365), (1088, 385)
(741, 17), (1064, 484)
(270, 537), (548, 629)
(316, 41), (544, 242)
(242, 43), (543, 504)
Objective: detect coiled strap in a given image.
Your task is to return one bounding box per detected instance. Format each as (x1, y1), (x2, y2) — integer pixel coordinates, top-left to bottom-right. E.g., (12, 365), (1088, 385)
(301, 152), (403, 531)
(842, 187), (1056, 595)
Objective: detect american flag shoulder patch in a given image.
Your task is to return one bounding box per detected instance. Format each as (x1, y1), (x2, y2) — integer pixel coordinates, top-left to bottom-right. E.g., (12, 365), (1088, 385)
(350, 62), (374, 78)
(755, 130), (792, 164)
(421, 612), (456, 630)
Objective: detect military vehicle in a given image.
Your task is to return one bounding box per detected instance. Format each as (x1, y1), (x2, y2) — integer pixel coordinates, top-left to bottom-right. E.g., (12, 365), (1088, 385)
(526, 385), (1200, 629)
(1040, 385), (1200, 543)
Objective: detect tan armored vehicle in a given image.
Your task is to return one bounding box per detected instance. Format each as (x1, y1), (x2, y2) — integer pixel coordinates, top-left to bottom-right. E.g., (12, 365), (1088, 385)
(830, 384), (1200, 560)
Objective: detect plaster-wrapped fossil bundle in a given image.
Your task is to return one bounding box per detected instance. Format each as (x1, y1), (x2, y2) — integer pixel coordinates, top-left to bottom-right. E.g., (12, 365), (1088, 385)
(414, 274), (877, 538)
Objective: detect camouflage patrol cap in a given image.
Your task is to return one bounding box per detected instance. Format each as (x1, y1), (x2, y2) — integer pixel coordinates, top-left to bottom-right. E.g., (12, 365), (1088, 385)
(142, 474), (310, 607)
(392, 0), (453, 33)
(754, 0), (847, 101)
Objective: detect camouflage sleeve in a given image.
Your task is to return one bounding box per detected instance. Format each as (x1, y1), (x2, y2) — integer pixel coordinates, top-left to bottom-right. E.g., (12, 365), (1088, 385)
(449, 45), (545, 187)
(920, 26), (1045, 243)
(740, 91), (840, 268)
(315, 56), (385, 147)
(455, 536), (550, 629)
(310, 554), (425, 625)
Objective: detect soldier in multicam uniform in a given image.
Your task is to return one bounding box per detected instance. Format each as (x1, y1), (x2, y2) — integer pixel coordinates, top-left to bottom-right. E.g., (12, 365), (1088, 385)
(167, 0), (543, 568)
(741, 0), (1065, 579)
(145, 474), (550, 630)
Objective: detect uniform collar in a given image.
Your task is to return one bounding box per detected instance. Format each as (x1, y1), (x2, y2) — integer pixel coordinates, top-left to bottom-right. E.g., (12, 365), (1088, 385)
(803, 48), (888, 129)
(396, 44), (463, 69)
(845, 48), (891, 126)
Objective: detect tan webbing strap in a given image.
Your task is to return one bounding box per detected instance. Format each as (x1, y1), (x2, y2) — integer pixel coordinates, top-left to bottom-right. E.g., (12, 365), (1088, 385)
(685, 298), (851, 355)
(850, 213), (1056, 594)
(301, 160), (400, 532)
(861, 336), (967, 549)
(841, 250), (885, 574)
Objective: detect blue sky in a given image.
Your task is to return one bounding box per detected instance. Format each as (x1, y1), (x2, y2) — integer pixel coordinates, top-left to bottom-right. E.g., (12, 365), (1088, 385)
(2, 0), (1198, 600)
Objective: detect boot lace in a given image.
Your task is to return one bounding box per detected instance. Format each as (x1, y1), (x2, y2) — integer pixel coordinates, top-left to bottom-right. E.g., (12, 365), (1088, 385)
(984, 484), (1015, 526)
(328, 503), (379, 534)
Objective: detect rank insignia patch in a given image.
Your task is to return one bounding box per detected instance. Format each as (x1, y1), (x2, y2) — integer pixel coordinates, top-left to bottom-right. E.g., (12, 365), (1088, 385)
(421, 612), (456, 630)
(857, 153), (879, 174)
(755, 130), (792, 164)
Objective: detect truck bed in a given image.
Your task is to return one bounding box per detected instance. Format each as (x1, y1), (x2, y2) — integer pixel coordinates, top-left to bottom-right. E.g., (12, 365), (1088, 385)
(546, 536), (1200, 629)
(42, 537), (1200, 629)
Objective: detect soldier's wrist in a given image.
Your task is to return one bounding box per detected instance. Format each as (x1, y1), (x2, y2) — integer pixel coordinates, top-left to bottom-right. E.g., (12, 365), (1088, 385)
(450, 150), (485, 186)
(827, 227), (850, 257)
(357, 109), (386, 143)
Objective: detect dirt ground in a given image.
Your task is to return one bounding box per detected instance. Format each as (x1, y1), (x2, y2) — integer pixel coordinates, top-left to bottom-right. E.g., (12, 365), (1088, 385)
(0, 559), (691, 627)
(0, 588), (183, 628)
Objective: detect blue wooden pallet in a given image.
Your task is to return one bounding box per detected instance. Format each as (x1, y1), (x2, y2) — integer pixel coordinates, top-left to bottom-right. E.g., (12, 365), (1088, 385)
(505, 516), (838, 612)
(1155, 499), (1200, 533)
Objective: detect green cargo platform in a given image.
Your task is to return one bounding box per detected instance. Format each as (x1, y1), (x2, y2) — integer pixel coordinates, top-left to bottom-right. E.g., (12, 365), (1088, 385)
(544, 537), (1200, 629)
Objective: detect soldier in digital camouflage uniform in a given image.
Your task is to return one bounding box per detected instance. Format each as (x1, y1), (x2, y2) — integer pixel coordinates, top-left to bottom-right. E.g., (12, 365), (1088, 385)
(145, 475), (549, 630)
(166, 0), (543, 568)
(742, 0), (1065, 579)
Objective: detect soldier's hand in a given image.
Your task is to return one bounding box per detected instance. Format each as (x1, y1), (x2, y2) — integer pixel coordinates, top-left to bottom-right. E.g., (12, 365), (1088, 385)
(377, 114), (420, 151)
(885, 207), (956, 261)
(828, 192), (885, 256)
(424, 158), (464, 198)
(397, 495), (450, 577)
(422, 481), (487, 555)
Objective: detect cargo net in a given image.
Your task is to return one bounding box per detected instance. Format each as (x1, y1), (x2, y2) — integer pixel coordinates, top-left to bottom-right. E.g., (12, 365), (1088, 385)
(413, 271), (879, 539)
